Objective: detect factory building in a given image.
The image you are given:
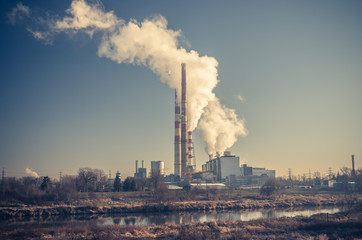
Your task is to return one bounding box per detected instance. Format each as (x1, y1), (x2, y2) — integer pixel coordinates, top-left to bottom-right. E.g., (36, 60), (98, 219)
(151, 161), (165, 176)
(202, 152), (242, 182)
(251, 167), (276, 177)
(134, 160), (147, 179)
(219, 152), (242, 181)
(201, 152), (275, 187)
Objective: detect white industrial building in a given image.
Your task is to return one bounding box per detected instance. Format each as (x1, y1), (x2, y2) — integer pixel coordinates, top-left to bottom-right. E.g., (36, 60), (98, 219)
(218, 152), (242, 181)
(151, 161), (165, 176)
(201, 151), (275, 186)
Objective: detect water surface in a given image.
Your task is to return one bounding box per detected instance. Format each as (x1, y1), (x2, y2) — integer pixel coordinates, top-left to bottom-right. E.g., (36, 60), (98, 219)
(99, 207), (340, 226)
(2, 206), (341, 230)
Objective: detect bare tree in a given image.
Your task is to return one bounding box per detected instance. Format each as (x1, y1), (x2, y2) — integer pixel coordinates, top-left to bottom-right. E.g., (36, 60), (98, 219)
(77, 168), (97, 192)
(57, 175), (78, 202)
(340, 167), (352, 177)
(149, 172), (175, 202)
(94, 169), (108, 191)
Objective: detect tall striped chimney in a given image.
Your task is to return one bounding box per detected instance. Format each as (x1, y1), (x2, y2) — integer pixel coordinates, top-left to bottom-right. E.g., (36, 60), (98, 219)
(188, 131), (193, 170)
(181, 63), (188, 176)
(174, 90), (181, 177)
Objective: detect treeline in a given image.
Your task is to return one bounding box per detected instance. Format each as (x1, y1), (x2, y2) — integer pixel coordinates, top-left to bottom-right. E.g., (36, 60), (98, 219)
(275, 167), (362, 190)
(260, 167), (362, 196)
(0, 167), (168, 204)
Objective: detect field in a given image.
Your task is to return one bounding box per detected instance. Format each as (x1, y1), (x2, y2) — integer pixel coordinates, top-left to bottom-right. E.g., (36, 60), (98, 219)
(1, 189), (362, 239)
(1, 204), (361, 239)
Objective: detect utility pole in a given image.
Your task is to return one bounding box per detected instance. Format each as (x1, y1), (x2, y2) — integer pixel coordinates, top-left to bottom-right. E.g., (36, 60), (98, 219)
(288, 168), (292, 180)
(308, 169), (311, 180)
(288, 168), (292, 187)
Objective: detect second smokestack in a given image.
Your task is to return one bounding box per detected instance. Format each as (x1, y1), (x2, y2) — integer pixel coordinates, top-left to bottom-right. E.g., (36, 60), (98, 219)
(174, 89), (181, 177)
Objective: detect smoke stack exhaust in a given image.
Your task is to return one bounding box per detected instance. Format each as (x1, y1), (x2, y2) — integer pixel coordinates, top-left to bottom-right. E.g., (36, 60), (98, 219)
(181, 63), (188, 177)
(174, 90), (181, 177)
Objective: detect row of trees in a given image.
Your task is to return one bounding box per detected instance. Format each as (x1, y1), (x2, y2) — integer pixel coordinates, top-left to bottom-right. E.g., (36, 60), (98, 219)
(0, 167), (169, 204)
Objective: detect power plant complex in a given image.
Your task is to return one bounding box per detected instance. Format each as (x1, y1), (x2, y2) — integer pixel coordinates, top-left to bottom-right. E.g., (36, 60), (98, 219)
(129, 64), (356, 189)
(134, 63), (275, 188)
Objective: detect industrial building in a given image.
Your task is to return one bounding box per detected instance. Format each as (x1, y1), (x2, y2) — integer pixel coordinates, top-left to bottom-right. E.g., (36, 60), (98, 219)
(201, 151), (275, 187)
(134, 160), (147, 179)
(151, 161), (165, 176)
(202, 151), (241, 181)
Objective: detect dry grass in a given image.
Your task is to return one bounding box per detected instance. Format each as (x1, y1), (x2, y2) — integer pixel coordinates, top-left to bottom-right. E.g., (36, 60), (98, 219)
(1, 206), (361, 240)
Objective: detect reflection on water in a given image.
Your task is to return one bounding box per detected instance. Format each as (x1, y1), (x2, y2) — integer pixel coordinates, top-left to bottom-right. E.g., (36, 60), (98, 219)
(98, 207), (341, 227)
(2, 207), (341, 230)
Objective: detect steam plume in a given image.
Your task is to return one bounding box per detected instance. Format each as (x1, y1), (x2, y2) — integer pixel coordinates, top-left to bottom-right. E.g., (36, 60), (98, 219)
(13, 0), (247, 155)
(25, 168), (39, 178)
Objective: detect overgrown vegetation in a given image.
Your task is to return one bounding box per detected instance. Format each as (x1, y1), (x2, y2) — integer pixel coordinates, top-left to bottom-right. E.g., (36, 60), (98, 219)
(1, 166), (362, 205)
(0, 167), (176, 205)
(260, 177), (279, 196)
(1, 205), (361, 239)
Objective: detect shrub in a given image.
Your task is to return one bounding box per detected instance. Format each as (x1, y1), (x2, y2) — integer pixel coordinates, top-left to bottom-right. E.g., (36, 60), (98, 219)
(260, 177), (278, 196)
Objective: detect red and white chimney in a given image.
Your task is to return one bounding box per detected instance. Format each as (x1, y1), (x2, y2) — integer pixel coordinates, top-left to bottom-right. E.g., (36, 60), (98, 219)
(188, 131), (193, 169)
(174, 90), (181, 177)
(181, 63), (188, 177)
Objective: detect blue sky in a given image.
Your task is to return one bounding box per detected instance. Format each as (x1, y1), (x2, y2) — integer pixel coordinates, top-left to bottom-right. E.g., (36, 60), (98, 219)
(1, 0), (361, 179)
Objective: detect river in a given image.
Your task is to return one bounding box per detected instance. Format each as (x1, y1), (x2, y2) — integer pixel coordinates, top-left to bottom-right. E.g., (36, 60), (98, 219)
(1, 206), (342, 231)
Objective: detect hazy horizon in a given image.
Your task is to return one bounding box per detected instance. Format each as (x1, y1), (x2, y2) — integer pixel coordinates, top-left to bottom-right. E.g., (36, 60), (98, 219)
(1, 0), (361, 179)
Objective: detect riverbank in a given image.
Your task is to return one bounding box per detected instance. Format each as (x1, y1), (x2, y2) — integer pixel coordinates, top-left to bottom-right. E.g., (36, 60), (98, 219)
(1, 204), (361, 240)
(1, 192), (361, 220)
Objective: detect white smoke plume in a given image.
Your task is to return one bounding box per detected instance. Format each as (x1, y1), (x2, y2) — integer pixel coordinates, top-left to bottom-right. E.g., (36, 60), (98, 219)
(14, 0), (247, 155)
(25, 168), (40, 178)
(198, 100), (247, 154)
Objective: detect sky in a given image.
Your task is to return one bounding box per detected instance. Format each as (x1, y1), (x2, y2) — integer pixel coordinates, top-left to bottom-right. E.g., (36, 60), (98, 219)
(1, 0), (361, 179)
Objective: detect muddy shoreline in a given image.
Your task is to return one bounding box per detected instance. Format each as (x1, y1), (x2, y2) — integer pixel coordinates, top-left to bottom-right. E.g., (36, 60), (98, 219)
(1, 193), (360, 220)
(1, 208), (361, 240)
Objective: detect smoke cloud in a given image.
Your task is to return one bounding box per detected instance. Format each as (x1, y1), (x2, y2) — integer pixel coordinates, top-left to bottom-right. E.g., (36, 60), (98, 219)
(25, 168), (40, 178)
(12, 0), (247, 155)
